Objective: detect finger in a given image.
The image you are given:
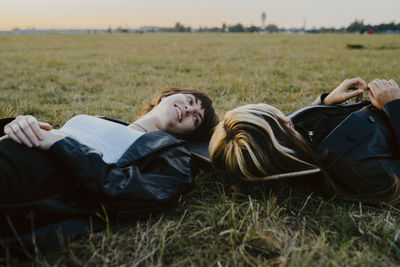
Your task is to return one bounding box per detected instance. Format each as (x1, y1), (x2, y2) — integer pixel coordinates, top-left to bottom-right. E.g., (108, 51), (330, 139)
(5, 129), (22, 144)
(368, 81), (380, 94)
(18, 119), (40, 146)
(369, 79), (380, 88)
(350, 78), (367, 89)
(38, 122), (53, 131)
(389, 79), (399, 89)
(26, 116), (45, 140)
(376, 79), (388, 90)
(367, 90), (378, 107)
(346, 88), (364, 99)
(11, 124), (33, 147)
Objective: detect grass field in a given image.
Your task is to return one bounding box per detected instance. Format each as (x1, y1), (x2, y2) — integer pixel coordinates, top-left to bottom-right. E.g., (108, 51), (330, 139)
(1, 33), (400, 266)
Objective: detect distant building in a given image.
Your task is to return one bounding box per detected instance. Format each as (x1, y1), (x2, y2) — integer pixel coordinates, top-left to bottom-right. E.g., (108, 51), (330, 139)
(137, 26), (161, 33)
(261, 12), (266, 31)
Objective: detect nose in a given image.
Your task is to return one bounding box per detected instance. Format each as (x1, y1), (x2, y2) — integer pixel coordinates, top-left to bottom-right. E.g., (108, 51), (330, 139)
(185, 105), (196, 116)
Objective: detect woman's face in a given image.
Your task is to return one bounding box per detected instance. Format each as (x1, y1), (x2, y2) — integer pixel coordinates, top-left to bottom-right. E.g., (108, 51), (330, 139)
(154, 93), (205, 136)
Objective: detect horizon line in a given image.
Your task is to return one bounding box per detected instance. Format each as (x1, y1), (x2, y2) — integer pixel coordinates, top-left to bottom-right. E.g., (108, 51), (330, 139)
(2, 20), (399, 32)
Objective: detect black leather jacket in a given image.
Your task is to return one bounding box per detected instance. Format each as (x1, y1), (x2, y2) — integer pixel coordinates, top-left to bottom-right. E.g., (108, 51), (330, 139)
(50, 131), (192, 214)
(289, 99), (400, 199)
(0, 117), (198, 253)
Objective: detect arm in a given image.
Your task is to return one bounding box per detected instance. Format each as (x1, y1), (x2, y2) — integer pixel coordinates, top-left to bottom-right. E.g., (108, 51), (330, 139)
(369, 79), (400, 142)
(311, 93), (330, 105)
(49, 134), (192, 216)
(312, 78), (366, 105)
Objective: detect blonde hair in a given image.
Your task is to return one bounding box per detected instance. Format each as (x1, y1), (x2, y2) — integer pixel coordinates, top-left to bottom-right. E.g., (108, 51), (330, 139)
(209, 104), (400, 206)
(209, 104), (320, 182)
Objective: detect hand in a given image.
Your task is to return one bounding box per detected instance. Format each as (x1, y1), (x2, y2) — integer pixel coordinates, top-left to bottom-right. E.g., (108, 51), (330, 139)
(324, 78), (367, 105)
(367, 79), (400, 110)
(4, 115), (53, 148)
(37, 129), (65, 150)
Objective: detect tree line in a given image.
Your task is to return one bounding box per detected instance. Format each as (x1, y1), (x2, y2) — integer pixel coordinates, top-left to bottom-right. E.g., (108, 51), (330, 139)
(153, 20), (400, 33)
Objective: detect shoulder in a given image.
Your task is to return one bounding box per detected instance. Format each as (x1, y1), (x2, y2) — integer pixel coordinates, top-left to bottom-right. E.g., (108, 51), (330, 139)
(317, 105), (393, 157)
(289, 101), (370, 124)
(118, 130), (190, 165)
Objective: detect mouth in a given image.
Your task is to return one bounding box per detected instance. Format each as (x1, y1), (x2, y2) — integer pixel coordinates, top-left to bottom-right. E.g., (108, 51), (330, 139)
(174, 104), (182, 122)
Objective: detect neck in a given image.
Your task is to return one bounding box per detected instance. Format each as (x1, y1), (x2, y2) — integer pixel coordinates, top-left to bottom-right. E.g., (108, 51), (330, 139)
(128, 111), (161, 133)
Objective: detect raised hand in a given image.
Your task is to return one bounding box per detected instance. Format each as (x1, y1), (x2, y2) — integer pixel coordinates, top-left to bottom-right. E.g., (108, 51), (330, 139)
(367, 79), (400, 110)
(324, 78), (367, 105)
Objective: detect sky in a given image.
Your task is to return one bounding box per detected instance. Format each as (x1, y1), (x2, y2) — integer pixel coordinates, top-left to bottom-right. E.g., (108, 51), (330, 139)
(0, 0), (399, 30)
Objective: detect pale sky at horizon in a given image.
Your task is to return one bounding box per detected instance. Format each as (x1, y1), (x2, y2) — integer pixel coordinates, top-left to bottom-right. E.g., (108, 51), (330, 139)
(0, 0), (399, 31)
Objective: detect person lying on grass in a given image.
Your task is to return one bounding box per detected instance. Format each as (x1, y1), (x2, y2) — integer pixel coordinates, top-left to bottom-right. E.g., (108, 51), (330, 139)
(209, 78), (400, 205)
(0, 87), (218, 254)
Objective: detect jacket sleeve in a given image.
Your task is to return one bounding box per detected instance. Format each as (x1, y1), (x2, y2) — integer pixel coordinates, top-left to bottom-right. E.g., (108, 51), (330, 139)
(49, 137), (192, 217)
(383, 99), (400, 149)
(311, 93), (330, 105)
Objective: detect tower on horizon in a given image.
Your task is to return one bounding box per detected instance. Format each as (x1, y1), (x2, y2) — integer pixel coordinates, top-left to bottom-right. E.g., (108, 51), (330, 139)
(261, 12), (266, 31)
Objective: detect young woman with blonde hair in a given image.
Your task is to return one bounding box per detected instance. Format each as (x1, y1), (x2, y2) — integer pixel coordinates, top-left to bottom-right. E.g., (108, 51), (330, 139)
(209, 78), (400, 205)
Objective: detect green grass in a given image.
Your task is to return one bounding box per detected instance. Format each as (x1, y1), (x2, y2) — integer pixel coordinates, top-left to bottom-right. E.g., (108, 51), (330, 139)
(1, 33), (400, 266)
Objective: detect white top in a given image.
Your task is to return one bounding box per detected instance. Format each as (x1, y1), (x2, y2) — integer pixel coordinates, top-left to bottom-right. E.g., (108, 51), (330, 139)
(52, 115), (144, 163)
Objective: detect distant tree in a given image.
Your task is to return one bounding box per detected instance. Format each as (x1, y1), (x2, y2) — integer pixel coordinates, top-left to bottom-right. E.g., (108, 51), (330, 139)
(265, 24), (279, 33)
(374, 22), (400, 32)
(320, 27), (335, 33)
(246, 25), (259, 32)
(336, 27), (346, 33)
(174, 22), (186, 32)
(346, 21), (400, 33)
(229, 24), (245, 32)
(116, 27), (128, 33)
(208, 27), (221, 32)
(347, 20), (365, 33)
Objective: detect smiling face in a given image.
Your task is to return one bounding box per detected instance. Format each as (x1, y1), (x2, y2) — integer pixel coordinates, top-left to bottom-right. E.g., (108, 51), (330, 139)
(154, 93), (205, 136)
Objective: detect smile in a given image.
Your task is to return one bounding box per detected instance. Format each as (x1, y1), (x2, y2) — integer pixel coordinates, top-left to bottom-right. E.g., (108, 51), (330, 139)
(174, 105), (182, 122)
